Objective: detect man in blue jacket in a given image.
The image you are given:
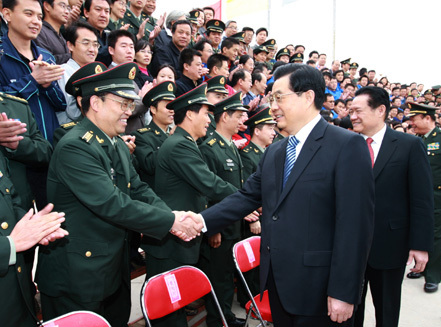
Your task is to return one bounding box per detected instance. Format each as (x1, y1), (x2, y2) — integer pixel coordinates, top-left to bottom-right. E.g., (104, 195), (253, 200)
(0, 0), (66, 144)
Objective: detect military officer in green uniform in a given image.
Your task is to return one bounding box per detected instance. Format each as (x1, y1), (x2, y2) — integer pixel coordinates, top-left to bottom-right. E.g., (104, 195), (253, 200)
(122, 0), (155, 41)
(132, 81), (176, 190)
(275, 47), (290, 63)
(408, 103), (441, 293)
(36, 63), (202, 327)
(290, 52), (304, 63)
(199, 91), (249, 327)
(144, 84), (236, 327)
(53, 62), (108, 147)
(200, 75), (229, 144)
(261, 38), (276, 70)
(206, 19), (225, 54)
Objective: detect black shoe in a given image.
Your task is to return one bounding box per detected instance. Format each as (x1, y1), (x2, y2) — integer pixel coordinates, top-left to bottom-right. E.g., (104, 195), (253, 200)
(407, 271), (423, 279)
(424, 283), (438, 293)
(227, 317), (246, 327)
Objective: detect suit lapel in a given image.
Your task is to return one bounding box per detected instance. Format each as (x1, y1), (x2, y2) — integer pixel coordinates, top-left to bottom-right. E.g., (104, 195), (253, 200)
(373, 127), (397, 179)
(274, 137), (289, 198)
(275, 119), (326, 209)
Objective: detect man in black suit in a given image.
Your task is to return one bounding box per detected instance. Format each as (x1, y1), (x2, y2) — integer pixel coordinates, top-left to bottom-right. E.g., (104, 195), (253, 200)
(350, 87), (434, 327)
(201, 64), (375, 326)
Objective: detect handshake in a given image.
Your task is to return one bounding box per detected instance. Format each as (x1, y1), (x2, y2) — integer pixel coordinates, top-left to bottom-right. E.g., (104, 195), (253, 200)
(170, 211), (205, 241)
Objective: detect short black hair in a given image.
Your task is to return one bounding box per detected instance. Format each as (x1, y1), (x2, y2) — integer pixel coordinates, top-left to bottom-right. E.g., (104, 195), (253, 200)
(203, 6), (215, 14)
(308, 50), (318, 58)
(81, 92), (108, 113)
(242, 27), (254, 33)
(335, 99), (345, 106)
(3, 0), (41, 10)
(172, 20), (192, 34)
(254, 62), (269, 73)
(221, 37), (240, 51)
(273, 64), (326, 110)
(249, 122), (264, 137)
(178, 48), (202, 72)
(174, 104), (203, 125)
(207, 53), (228, 72)
(306, 60), (315, 65)
(239, 54), (252, 66)
(84, 0), (111, 12)
(294, 45), (305, 51)
(135, 39), (152, 53)
(252, 72), (264, 85)
(155, 64), (177, 79)
(231, 69), (247, 87)
(256, 27), (268, 36)
(355, 86), (391, 120)
(107, 29), (136, 49)
(64, 21), (98, 44)
(271, 61), (287, 74)
(193, 39), (211, 52)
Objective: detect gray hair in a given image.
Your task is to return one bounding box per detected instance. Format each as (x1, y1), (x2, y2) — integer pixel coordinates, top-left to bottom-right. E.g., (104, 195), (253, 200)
(166, 10), (188, 29)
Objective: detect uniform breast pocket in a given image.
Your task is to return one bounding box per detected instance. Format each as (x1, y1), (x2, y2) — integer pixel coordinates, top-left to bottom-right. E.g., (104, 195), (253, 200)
(223, 162), (238, 172)
(0, 176), (14, 199)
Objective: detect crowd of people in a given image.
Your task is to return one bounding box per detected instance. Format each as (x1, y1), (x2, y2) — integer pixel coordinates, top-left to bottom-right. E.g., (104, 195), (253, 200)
(0, 0), (440, 326)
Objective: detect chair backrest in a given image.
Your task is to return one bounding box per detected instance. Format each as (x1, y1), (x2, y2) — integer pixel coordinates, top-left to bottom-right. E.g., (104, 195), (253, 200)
(141, 265), (213, 320)
(41, 311), (111, 327)
(233, 236), (261, 273)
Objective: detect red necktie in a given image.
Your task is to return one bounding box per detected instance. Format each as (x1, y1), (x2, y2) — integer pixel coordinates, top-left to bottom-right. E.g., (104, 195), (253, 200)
(366, 137), (374, 168)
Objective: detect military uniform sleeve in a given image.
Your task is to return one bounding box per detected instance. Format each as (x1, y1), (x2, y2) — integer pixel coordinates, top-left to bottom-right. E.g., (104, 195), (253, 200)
(1, 109), (53, 165)
(53, 141), (174, 239)
(133, 130), (157, 175)
(407, 137), (434, 251)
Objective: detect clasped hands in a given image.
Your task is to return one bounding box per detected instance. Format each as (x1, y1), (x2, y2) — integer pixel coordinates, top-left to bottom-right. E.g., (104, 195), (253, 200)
(170, 211), (204, 241)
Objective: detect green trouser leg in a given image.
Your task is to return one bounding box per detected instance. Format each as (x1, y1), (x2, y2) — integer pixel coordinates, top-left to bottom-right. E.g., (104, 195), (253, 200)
(199, 239), (236, 327)
(144, 254), (188, 327)
(425, 207), (441, 284)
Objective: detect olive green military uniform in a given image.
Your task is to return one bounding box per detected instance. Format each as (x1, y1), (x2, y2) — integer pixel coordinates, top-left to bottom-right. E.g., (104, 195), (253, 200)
(53, 120), (79, 148)
(142, 126), (236, 327)
(132, 121), (168, 190)
(122, 9), (155, 41)
(423, 126), (441, 285)
(36, 63), (175, 327)
(240, 142), (263, 181)
(107, 18), (125, 31)
(199, 132), (244, 326)
(0, 153), (37, 327)
(0, 92), (52, 209)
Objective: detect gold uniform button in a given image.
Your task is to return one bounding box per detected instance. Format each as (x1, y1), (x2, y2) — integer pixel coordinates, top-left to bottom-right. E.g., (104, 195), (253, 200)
(85, 251), (92, 257)
(128, 183), (131, 188)
(1, 222), (8, 229)
(17, 266), (21, 273)
(438, 186), (441, 190)
(5, 188), (9, 193)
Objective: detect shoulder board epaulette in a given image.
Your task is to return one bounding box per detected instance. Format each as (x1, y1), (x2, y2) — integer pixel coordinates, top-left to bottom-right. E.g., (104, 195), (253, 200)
(61, 121), (77, 129)
(1, 93), (28, 104)
(137, 127), (150, 133)
(81, 131), (94, 143)
(208, 138), (217, 146)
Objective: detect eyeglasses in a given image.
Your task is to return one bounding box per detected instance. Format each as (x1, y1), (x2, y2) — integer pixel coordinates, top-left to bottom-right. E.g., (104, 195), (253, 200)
(268, 92), (303, 105)
(76, 40), (101, 49)
(102, 96), (136, 112)
(56, 2), (71, 11)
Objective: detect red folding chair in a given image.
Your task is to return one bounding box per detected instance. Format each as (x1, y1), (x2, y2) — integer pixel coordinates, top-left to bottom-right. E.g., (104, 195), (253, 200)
(41, 311), (111, 327)
(140, 265), (228, 327)
(233, 236), (272, 326)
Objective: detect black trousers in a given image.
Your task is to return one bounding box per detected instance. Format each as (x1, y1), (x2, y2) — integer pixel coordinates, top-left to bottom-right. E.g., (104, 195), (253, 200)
(354, 264), (406, 327)
(267, 265), (354, 327)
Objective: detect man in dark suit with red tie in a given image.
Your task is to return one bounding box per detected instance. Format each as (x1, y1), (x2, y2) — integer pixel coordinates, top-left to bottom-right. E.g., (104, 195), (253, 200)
(350, 87), (434, 327)
(201, 64), (375, 326)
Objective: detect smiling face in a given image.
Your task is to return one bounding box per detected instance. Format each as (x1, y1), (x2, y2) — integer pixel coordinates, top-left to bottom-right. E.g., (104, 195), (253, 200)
(349, 94), (385, 137)
(92, 93), (133, 137)
(151, 100), (174, 130)
(44, 0), (69, 25)
(110, 0), (126, 20)
(68, 27), (99, 66)
(3, 0), (43, 41)
(135, 44), (152, 68)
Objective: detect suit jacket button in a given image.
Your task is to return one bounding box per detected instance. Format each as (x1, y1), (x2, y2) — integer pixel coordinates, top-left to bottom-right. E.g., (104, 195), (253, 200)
(17, 266), (21, 273)
(272, 215), (278, 221)
(85, 251), (92, 257)
(267, 246), (270, 251)
(1, 222), (8, 229)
